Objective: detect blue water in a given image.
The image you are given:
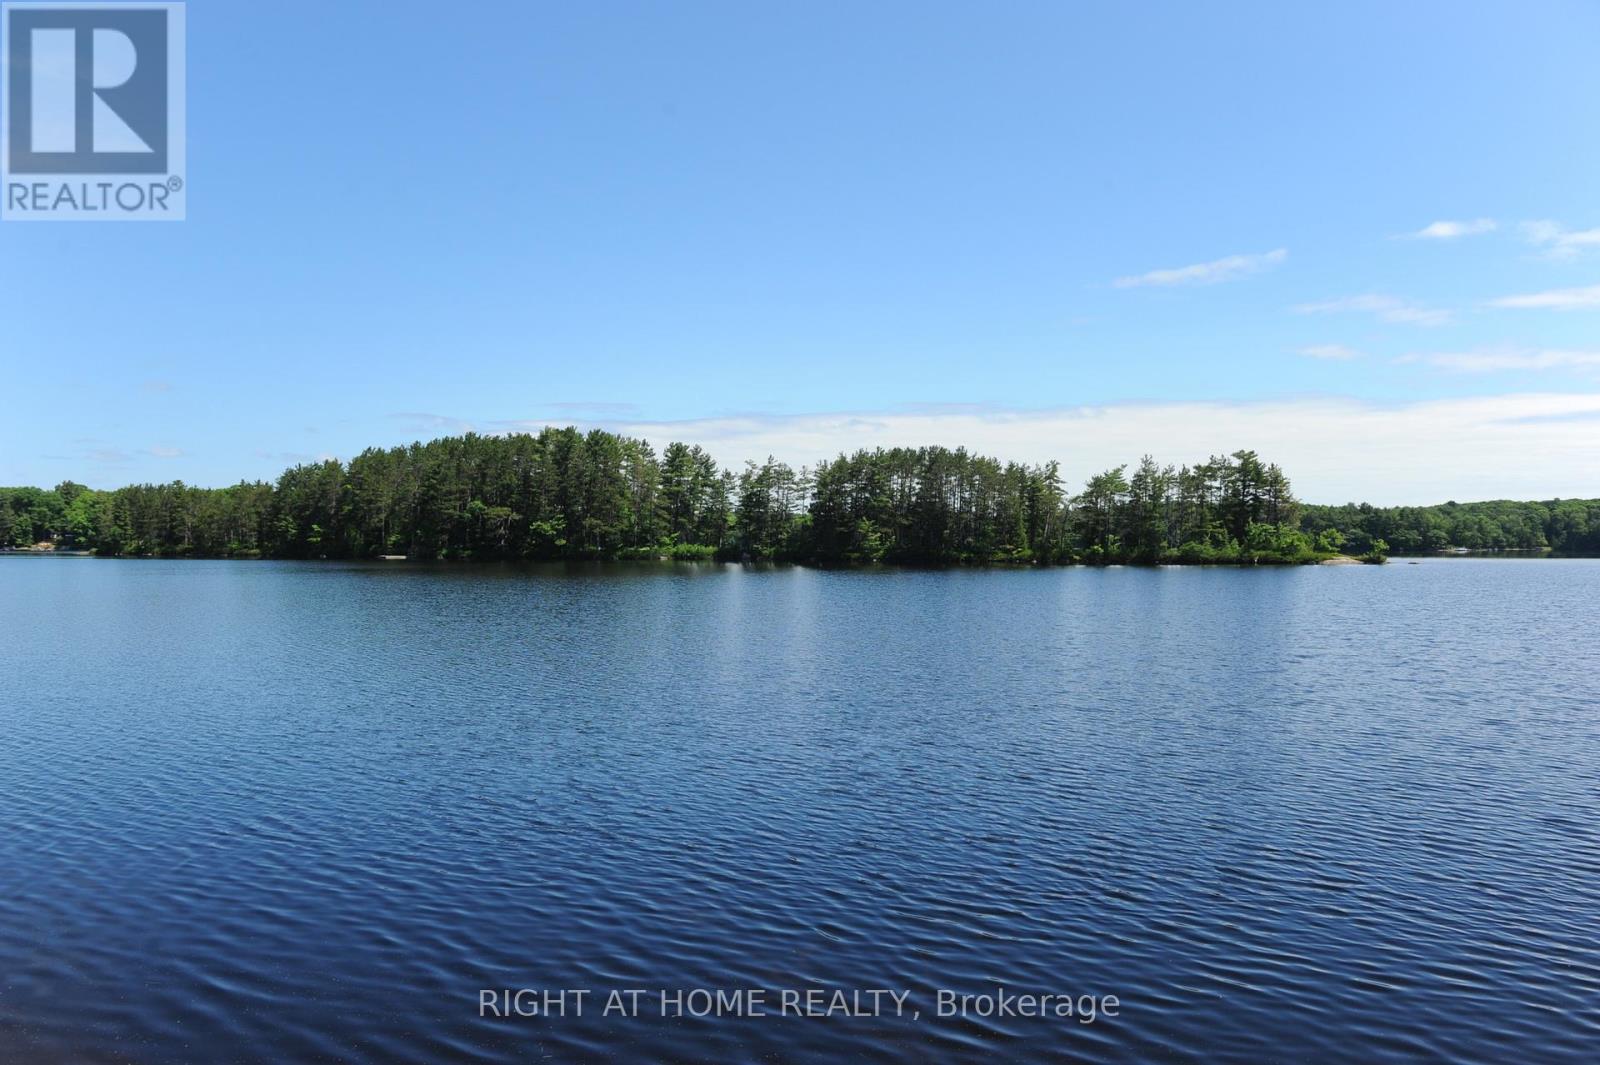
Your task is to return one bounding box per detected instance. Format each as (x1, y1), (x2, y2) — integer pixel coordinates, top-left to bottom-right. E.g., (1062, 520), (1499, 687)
(1, 557), (1597, 1063)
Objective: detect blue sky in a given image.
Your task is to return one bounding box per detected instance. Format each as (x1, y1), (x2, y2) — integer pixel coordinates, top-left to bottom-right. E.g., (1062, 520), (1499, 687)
(4, 0), (1600, 503)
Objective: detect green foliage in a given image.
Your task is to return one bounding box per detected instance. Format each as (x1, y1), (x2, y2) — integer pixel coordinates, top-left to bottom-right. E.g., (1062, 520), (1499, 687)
(665, 542), (718, 560)
(1301, 498), (1600, 555)
(28, 433), (1568, 568)
(807, 446), (1071, 564)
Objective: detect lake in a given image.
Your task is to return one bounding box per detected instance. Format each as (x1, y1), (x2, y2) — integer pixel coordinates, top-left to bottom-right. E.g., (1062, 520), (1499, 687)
(1, 557), (1596, 1063)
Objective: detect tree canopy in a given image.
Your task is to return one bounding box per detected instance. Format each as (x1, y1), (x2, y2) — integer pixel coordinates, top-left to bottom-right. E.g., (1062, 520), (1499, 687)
(6, 429), (1582, 565)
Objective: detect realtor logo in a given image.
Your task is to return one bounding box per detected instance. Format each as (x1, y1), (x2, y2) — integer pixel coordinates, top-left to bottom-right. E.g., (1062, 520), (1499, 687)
(2, 2), (184, 219)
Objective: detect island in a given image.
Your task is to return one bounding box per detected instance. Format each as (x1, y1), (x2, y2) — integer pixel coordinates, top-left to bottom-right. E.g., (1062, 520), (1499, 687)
(3, 428), (1597, 566)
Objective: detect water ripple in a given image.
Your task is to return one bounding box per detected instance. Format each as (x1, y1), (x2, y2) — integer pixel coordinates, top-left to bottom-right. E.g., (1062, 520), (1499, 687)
(0, 557), (1597, 1062)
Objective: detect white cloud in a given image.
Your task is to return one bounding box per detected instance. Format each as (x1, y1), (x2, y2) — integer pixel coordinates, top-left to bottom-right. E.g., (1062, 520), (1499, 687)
(1114, 248), (1286, 288)
(1399, 347), (1600, 373)
(1293, 293), (1453, 326)
(1297, 344), (1362, 361)
(147, 446), (183, 458)
(503, 394), (1600, 506)
(1489, 282), (1600, 310)
(1520, 220), (1600, 259)
(1409, 218), (1497, 240)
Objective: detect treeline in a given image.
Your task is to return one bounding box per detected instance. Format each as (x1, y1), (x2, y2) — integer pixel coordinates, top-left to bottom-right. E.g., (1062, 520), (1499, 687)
(1300, 498), (1600, 556)
(5, 428), (1347, 565)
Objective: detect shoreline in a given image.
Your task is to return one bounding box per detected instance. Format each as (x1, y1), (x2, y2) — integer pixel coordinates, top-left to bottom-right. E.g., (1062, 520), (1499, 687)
(13, 548), (1594, 567)
(5, 547), (1390, 567)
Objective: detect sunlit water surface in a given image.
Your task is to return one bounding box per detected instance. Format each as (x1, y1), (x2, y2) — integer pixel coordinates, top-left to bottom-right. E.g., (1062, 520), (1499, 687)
(1, 557), (1597, 1063)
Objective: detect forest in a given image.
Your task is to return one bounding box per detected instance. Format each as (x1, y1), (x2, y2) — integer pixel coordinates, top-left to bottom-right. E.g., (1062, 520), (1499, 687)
(1299, 498), (1600, 556)
(3, 427), (1595, 565)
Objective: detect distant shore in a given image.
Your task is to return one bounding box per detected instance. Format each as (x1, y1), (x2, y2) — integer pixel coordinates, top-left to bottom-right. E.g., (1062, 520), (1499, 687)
(9, 545), (1582, 564)
(6, 428), (1596, 566)
(1, 544), (1392, 566)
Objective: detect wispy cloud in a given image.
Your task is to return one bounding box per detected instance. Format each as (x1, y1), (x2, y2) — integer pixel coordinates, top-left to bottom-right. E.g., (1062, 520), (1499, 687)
(1293, 293), (1452, 326)
(1398, 347), (1600, 373)
(1489, 281), (1600, 310)
(1113, 248), (1286, 288)
(253, 448), (330, 464)
(494, 394), (1600, 506)
(391, 406), (644, 435)
(147, 446), (183, 458)
(1520, 220), (1600, 259)
(545, 401), (643, 417)
(1297, 344), (1363, 361)
(391, 412), (477, 435)
(139, 380), (173, 394)
(1407, 218), (1496, 240)
(1498, 409), (1600, 426)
